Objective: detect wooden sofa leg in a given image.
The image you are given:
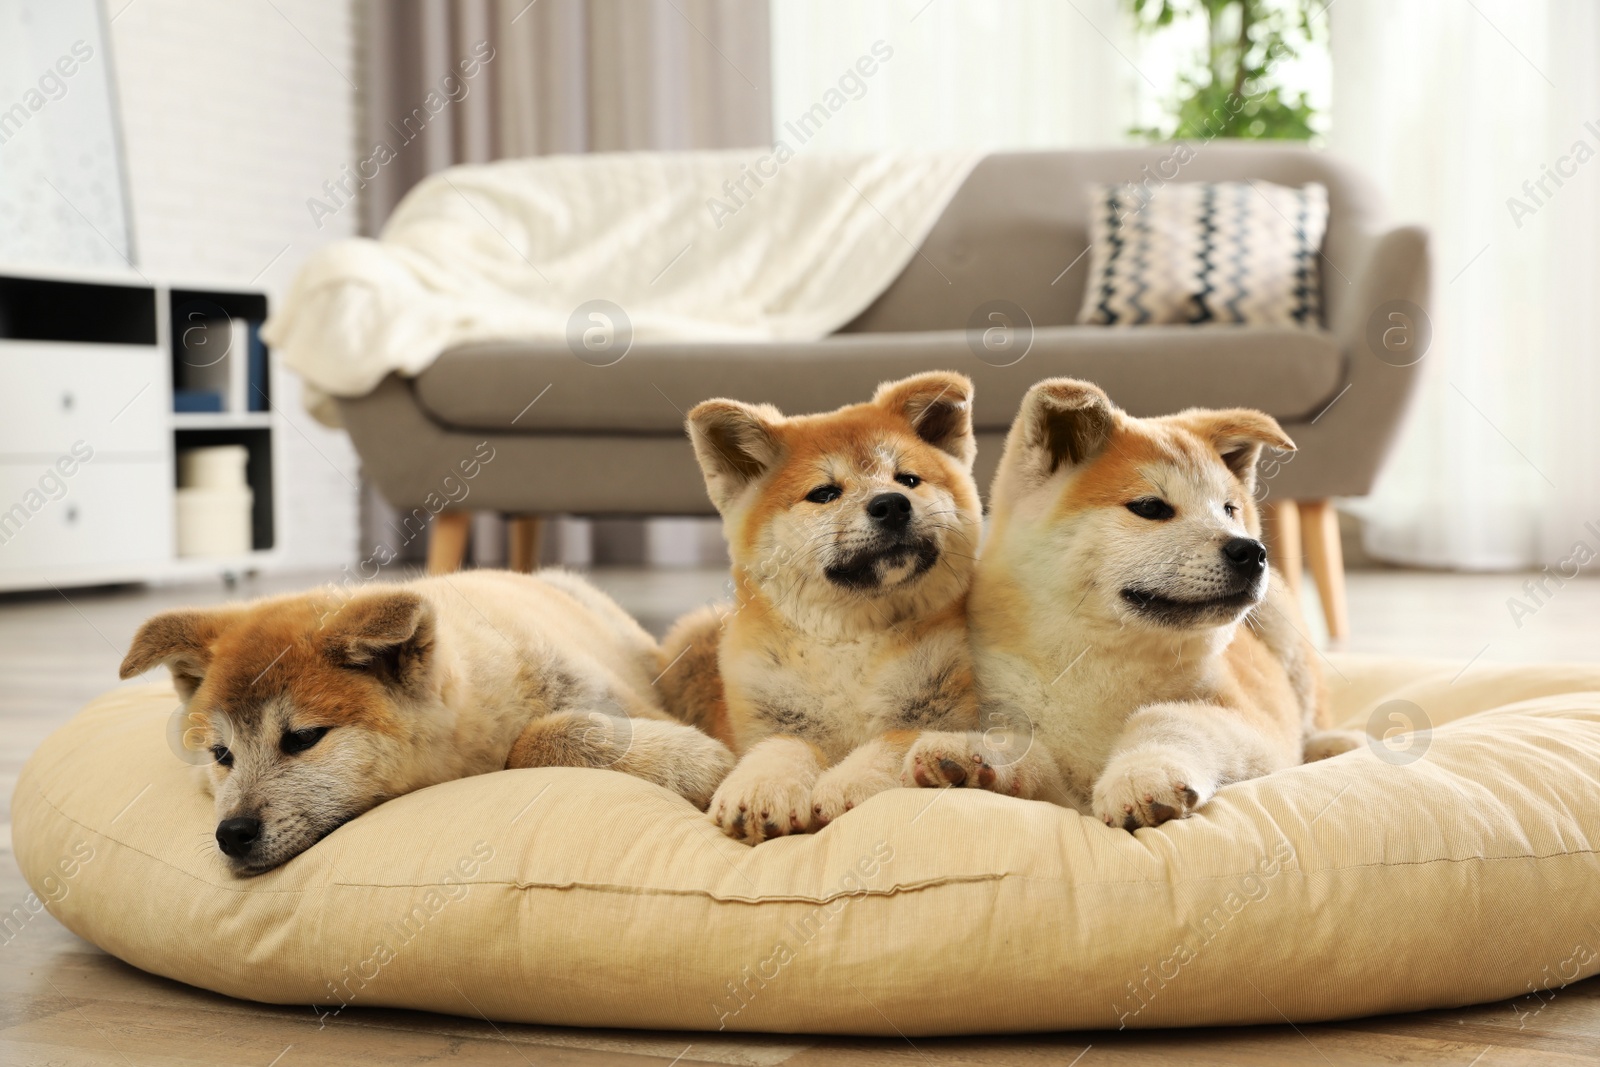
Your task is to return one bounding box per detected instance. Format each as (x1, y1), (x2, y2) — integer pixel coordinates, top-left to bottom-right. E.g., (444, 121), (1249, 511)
(1300, 499), (1350, 641)
(1261, 500), (1303, 605)
(508, 516), (543, 573)
(426, 511), (472, 575)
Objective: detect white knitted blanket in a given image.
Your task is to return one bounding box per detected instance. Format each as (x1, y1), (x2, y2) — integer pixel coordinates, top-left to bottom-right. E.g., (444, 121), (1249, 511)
(263, 150), (982, 424)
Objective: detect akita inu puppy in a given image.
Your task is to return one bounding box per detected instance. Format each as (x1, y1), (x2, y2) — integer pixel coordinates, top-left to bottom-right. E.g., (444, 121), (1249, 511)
(121, 570), (733, 874)
(658, 372), (985, 843)
(908, 378), (1360, 828)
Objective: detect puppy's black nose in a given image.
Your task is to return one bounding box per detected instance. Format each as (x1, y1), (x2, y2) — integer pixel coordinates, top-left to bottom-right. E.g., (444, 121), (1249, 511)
(1222, 537), (1267, 573)
(866, 492), (912, 529)
(216, 817), (261, 858)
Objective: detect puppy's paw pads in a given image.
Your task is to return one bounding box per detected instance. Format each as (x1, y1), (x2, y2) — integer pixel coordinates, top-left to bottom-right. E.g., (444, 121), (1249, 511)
(709, 771), (812, 845)
(901, 737), (1010, 794)
(1093, 759), (1210, 831)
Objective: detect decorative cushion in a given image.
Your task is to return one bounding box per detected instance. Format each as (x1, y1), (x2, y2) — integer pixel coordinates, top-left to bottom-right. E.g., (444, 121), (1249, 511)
(1078, 179), (1328, 328)
(13, 655), (1600, 1034)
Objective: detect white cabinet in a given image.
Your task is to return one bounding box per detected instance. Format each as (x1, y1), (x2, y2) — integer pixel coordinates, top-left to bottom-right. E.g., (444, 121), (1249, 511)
(0, 343), (168, 457)
(0, 273), (278, 591)
(0, 460), (171, 579)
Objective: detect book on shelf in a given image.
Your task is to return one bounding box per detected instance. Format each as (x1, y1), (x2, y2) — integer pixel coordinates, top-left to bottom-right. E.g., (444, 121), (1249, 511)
(173, 389), (225, 413)
(247, 321), (269, 412)
(174, 315), (261, 415)
(226, 318), (248, 414)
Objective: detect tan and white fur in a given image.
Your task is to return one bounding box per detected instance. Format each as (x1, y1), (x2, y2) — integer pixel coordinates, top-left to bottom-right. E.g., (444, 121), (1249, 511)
(906, 378), (1361, 828)
(120, 570), (733, 874)
(657, 373), (988, 844)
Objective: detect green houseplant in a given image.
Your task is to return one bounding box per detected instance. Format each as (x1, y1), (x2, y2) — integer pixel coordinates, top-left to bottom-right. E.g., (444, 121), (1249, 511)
(1124, 0), (1323, 141)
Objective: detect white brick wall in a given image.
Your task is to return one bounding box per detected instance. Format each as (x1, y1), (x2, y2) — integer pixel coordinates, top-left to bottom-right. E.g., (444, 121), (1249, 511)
(108, 0), (362, 571)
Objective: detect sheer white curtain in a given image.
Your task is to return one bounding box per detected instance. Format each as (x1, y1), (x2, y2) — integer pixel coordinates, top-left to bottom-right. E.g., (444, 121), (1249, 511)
(1330, 0), (1600, 570)
(768, 0), (1136, 152)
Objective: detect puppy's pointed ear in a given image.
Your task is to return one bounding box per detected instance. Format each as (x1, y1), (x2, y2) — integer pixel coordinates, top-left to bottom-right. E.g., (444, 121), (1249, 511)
(686, 399), (783, 511)
(324, 590), (436, 690)
(120, 608), (240, 699)
(874, 372), (976, 468)
(1010, 378), (1116, 477)
(1173, 408), (1295, 497)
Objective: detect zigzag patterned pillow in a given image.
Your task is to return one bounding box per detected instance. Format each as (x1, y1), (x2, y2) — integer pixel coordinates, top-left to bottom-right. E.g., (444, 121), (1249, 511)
(1077, 180), (1328, 328)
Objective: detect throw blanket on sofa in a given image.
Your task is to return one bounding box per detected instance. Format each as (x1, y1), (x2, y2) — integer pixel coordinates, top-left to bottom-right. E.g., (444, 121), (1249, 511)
(264, 150), (983, 425)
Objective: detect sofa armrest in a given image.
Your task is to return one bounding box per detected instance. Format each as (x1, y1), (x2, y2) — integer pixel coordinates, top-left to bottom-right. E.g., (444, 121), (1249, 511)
(1330, 222), (1432, 374)
(1271, 223), (1431, 501)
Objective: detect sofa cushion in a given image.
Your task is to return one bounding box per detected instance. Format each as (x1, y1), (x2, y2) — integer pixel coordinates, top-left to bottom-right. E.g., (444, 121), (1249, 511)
(413, 325), (1343, 435)
(1077, 180), (1330, 328)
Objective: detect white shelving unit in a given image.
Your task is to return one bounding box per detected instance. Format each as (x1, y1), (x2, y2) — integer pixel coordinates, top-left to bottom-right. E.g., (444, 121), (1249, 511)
(0, 269), (282, 592)
(172, 412), (274, 431)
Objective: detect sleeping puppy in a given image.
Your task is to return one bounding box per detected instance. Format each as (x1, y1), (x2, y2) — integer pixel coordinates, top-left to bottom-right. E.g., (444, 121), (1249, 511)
(657, 373), (985, 843)
(908, 378), (1361, 827)
(120, 570), (733, 874)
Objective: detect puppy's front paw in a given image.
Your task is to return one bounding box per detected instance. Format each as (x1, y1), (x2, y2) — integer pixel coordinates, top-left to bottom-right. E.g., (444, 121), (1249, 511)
(666, 732), (736, 810)
(1093, 752), (1213, 831)
(1303, 729), (1365, 763)
(810, 764), (896, 828)
(902, 733), (1012, 794)
(709, 766), (813, 845)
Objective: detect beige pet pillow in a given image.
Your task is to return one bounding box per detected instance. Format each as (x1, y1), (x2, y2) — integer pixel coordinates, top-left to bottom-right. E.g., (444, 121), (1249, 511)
(14, 656), (1600, 1033)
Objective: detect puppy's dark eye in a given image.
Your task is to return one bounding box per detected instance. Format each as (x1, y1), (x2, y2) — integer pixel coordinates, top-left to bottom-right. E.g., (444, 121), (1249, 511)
(805, 485), (842, 504)
(1224, 502), (1239, 518)
(1126, 497), (1175, 521)
(281, 727), (329, 755)
(211, 745), (233, 768)
(894, 473), (922, 489)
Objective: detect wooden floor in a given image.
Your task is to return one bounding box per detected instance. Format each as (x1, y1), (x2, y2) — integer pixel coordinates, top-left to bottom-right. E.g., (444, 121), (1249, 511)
(4, 566), (1600, 1065)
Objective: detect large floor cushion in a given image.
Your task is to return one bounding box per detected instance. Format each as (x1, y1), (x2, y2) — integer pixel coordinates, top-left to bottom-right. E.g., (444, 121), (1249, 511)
(14, 655), (1600, 1034)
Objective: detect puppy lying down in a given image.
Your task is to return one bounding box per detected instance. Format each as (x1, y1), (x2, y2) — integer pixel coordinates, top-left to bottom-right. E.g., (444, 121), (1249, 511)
(120, 570), (733, 875)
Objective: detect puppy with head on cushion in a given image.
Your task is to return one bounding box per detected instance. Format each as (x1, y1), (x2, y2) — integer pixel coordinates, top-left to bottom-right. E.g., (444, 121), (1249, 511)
(657, 373), (986, 843)
(906, 378), (1361, 827)
(120, 570), (734, 874)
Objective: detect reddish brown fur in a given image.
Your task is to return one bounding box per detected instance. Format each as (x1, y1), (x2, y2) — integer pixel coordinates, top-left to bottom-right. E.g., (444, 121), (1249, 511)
(735, 407), (980, 559)
(122, 592), (411, 737)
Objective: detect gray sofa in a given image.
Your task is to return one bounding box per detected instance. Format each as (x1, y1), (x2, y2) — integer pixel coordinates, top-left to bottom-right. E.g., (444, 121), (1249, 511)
(340, 144), (1430, 638)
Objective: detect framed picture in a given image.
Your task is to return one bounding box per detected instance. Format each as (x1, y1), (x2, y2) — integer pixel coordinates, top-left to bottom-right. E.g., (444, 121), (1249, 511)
(0, 0), (135, 270)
